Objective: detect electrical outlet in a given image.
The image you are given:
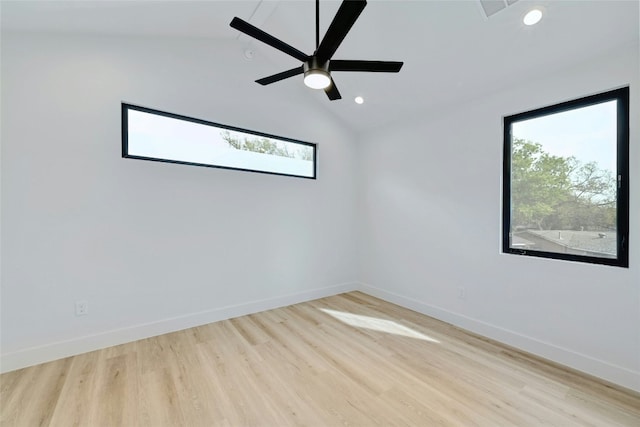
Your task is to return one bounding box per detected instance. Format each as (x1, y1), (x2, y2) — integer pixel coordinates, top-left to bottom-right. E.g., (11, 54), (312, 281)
(457, 287), (467, 300)
(75, 300), (88, 316)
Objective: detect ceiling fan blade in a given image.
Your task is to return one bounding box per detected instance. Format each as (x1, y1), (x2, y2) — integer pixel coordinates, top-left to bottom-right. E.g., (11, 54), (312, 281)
(315, 0), (367, 63)
(330, 60), (403, 73)
(256, 67), (304, 86)
(325, 79), (342, 101)
(230, 17), (308, 62)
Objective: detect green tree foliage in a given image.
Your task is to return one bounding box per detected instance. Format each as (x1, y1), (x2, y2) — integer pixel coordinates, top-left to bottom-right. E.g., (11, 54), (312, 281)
(220, 131), (312, 161)
(511, 139), (616, 231)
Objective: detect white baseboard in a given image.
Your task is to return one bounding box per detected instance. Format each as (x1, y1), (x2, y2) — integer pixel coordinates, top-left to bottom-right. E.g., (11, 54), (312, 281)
(0, 282), (358, 373)
(357, 282), (640, 393)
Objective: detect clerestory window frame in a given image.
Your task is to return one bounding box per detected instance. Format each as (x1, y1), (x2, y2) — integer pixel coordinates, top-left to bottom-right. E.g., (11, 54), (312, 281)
(122, 103), (317, 179)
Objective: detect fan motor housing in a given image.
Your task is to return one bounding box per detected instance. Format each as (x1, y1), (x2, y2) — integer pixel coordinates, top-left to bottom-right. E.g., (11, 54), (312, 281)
(304, 57), (330, 74)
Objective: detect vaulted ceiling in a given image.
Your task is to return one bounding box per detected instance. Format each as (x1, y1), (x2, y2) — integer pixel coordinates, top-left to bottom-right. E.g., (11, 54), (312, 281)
(2, 1), (638, 133)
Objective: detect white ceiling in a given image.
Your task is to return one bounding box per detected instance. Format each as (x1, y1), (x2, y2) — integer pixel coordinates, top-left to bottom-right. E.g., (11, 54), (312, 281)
(2, 0), (638, 133)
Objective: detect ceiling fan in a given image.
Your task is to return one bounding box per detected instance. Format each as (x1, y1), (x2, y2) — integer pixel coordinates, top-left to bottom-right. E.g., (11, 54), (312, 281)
(230, 0), (403, 101)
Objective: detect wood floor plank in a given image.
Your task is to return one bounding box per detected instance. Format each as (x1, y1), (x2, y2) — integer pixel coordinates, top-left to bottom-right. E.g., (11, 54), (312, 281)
(48, 350), (100, 426)
(1, 358), (72, 426)
(2, 292), (639, 426)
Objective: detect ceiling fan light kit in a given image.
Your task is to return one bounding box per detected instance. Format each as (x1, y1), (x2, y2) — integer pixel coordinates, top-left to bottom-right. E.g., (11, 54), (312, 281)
(230, 0), (403, 101)
(303, 58), (331, 89)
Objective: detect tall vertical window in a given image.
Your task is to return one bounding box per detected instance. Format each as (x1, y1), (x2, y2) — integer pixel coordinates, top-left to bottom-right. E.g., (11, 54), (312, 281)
(122, 104), (316, 179)
(503, 87), (629, 267)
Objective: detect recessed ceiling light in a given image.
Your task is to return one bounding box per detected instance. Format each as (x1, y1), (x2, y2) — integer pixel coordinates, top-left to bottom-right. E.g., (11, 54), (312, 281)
(523, 9), (543, 26)
(355, 96), (364, 104)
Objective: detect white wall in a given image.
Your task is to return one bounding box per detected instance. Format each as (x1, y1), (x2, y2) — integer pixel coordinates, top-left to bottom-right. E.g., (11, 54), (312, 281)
(0, 33), (359, 370)
(357, 43), (640, 392)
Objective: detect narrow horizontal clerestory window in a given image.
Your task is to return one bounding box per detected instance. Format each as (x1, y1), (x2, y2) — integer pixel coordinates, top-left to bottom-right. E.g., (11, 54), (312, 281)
(122, 104), (316, 179)
(503, 87), (629, 267)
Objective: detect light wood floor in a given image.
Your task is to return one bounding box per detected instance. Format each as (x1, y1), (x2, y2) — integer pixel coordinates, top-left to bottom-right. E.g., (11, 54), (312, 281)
(2, 292), (639, 426)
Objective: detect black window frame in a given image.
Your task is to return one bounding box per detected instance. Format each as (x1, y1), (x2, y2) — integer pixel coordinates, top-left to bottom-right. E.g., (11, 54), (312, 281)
(122, 103), (317, 180)
(502, 87), (629, 268)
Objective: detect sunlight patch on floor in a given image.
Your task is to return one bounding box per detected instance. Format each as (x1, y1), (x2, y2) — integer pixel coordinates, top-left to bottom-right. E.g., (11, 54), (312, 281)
(319, 308), (440, 343)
